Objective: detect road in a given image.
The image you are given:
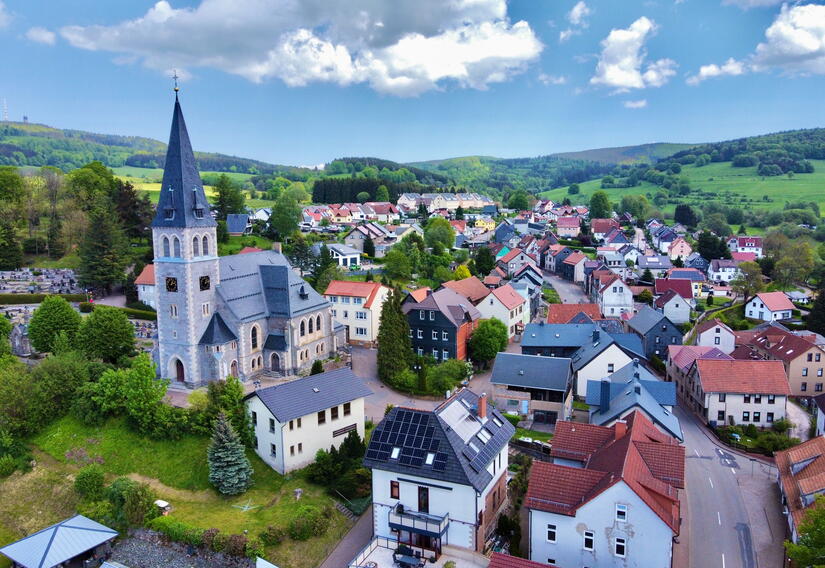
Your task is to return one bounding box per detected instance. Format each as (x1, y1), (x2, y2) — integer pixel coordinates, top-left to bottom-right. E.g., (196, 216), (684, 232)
(541, 269), (588, 304)
(678, 406), (783, 568)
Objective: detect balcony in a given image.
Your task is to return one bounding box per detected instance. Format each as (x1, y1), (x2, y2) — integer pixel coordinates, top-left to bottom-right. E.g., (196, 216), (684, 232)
(388, 504), (449, 537)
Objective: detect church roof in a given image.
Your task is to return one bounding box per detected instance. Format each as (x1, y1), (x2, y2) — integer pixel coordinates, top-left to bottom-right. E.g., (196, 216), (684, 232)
(199, 312), (238, 345)
(151, 96), (216, 229)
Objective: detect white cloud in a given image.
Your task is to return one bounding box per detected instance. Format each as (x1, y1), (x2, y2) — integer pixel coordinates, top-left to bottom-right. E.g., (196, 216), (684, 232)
(0, 1), (10, 28)
(538, 73), (567, 85)
(59, 0), (542, 96)
(722, 0), (783, 9)
(589, 16), (676, 91)
(623, 99), (648, 108)
(559, 1), (591, 43)
(688, 4), (825, 84)
(26, 27), (56, 45)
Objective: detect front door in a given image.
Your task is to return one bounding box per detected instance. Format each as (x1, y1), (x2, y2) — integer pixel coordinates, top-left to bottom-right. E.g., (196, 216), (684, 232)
(270, 353), (280, 372)
(418, 486), (429, 514)
(175, 359), (185, 383)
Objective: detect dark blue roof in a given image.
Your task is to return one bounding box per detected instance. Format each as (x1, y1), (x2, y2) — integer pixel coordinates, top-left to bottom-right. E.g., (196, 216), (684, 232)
(151, 97), (216, 229)
(490, 353), (571, 391)
(226, 214), (249, 234)
(584, 361), (675, 406)
(521, 323), (598, 348)
(199, 312), (238, 345)
(482, 204), (498, 214)
(586, 377), (682, 440)
(264, 331), (287, 351)
(627, 305), (672, 335)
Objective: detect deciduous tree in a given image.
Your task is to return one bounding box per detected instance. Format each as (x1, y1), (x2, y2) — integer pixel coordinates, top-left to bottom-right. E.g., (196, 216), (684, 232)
(589, 191), (612, 219)
(469, 319), (508, 365)
(76, 305), (136, 364)
(731, 261), (764, 303)
(785, 494), (825, 566)
(474, 246), (496, 276)
(28, 295), (82, 353)
(424, 217), (455, 251)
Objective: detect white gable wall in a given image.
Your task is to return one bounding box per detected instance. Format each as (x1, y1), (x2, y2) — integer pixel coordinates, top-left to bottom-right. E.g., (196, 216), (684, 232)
(696, 325), (736, 354)
(574, 344), (634, 397)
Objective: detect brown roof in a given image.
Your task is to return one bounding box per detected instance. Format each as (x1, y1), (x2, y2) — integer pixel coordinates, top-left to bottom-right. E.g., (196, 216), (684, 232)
(499, 248), (525, 264)
(488, 553), (558, 568)
(134, 264), (155, 286)
(441, 277), (491, 305)
(324, 281), (386, 308)
(547, 303), (602, 324)
(754, 291), (795, 312)
(239, 246), (264, 254)
(654, 278), (693, 300)
(490, 284), (526, 310)
(408, 287), (431, 302)
(752, 327), (823, 363)
(482, 275), (502, 287)
(776, 437), (825, 531)
(591, 218), (619, 234)
(695, 318), (734, 337)
(556, 216), (580, 228)
(563, 251), (586, 265)
(654, 289), (682, 308)
(695, 359), (790, 395)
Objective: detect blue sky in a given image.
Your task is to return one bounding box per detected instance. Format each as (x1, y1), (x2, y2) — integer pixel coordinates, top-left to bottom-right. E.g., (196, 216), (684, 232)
(0, 0), (822, 166)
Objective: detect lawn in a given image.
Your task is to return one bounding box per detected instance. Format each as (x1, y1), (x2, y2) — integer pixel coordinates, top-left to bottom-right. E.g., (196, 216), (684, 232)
(514, 428), (553, 443)
(23, 253), (81, 270)
(26, 416), (352, 568)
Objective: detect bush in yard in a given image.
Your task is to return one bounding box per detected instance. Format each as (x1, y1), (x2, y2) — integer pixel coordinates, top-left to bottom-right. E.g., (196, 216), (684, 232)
(147, 516), (205, 546)
(245, 537), (265, 559)
(772, 418), (792, 434)
(745, 424), (759, 438)
(75, 464), (105, 500)
(201, 528), (220, 550)
(123, 481), (159, 526)
(211, 532), (228, 552)
(260, 525), (287, 546)
(288, 505), (329, 540)
(225, 534), (249, 557)
(469, 318), (508, 365)
(504, 414), (520, 427)
(28, 295), (82, 353)
(0, 454), (15, 477)
(310, 360), (324, 375)
(79, 302), (93, 313)
(207, 412), (253, 495)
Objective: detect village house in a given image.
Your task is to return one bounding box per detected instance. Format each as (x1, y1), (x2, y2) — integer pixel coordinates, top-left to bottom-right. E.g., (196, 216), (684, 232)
(555, 216), (581, 238)
(497, 248), (535, 278)
(546, 303), (602, 324)
(626, 306), (683, 361)
(746, 291), (795, 322)
(226, 213), (252, 236)
(324, 280), (390, 345)
(654, 289), (691, 325)
(491, 352), (573, 425)
(666, 345), (732, 402)
(728, 235), (763, 258)
(403, 288), (481, 362)
(476, 283), (530, 339)
(667, 237), (693, 261)
(246, 368), (371, 474)
(651, 226), (678, 253)
(364, 202), (400, 222)
(597, 274), (634, 318)
(708, 259), (742, 284)
(134, 263), (157, 309)
(526, 412), (684, 568)
(654, 278), (695, 302)
(591, 218), (620, 241)
(363, 389), (513, 559)
(327, 243), (362, 268)
(750, 326), (825, 397)
(665, 268), (707, 297)
(776, 437), (825, 544)
(694, 319), (736, 354)
(637, 255), (673, 279)
(441, 276), (491, 306)
(560, 251), (587, 283)
(344, 222), (394, 254)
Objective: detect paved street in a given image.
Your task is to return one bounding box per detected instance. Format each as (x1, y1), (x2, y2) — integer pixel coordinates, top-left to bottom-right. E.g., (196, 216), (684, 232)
(541, 269), (588, 304)
(678, 407), (784, 568)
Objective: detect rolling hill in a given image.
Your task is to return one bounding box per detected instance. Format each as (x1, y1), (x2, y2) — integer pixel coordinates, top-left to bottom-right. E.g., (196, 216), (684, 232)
(550, 142), (699, 164)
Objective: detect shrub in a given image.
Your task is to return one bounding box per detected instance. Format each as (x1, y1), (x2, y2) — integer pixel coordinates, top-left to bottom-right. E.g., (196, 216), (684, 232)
(211, 532), (228, 552)
(260, 525), (287, 546)
(201, 528), (220, 550)
(0, 293), (85, 305)
(0, 454), (15, 477)
(504, 414), (521, 427)
(772, 418), (792, 434)
(126, 301), (156, 312)
(79, 302), (93, 313)
(745, 424), (759, 438)
(147, 516), (205, 546)
(122, 481), (159, 526)
(225, 534), (248, 557)
(75, 464), (105, 500)
(288, 505), (329, 540)
(245, 536), (265, 559)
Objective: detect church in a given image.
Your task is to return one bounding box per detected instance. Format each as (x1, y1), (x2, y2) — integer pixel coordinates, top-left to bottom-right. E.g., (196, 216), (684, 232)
(151, 93), (341, 388)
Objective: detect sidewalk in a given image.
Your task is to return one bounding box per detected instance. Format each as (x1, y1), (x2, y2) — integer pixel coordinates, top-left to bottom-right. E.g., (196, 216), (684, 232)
(318, 505), (373, 568)
(737, 461), (786, 567)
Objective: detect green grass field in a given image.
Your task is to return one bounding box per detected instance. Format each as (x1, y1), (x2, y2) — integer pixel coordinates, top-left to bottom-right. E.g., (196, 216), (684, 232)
(112, 166), (255, 184)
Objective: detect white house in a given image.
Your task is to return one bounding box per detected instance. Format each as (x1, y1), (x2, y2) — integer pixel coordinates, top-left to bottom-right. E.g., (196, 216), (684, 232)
(597, 275), (634, 318)
(708, 259), (741, 284)
(746, 291), (795, 322)
(246, 368), (372, 474)
(134, 264), (157, 309)
(497, 249), (536, 278)
(728, 235), (763, 259)
(324, 280), (390, 345)
(572, 338), (638, 398)
(363, 390), (514, 558)
(476, 284), (529, 338)
(695, 319), (736, 354)
(654, 289), (690, 324)
(327, 244), (362, 268)
(527, 412), (684, 568)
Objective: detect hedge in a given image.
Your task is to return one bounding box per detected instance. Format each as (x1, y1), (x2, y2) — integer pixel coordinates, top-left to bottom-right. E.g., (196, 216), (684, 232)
(0, 293), (86, 305)
(147, 516), (264, 559)
(79, 302), (157, 321)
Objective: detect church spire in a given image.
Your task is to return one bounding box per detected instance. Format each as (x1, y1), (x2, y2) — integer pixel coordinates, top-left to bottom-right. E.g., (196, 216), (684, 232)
(151, 93), (215, 228)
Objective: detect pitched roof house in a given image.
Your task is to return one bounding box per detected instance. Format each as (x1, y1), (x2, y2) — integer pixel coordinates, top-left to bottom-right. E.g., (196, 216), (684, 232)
(776, 436), (825, 543)
(750, 326), (825, 397)
(746, 291), (795, 322)
(547, 303), (602, 324)
(324, 280), (390, 344)
(555, 216), (581, 238)
(477, 283), (529, 338)
(694, 319), (736, 354)
(626, 306), (683, 360)
(654, 289), (691, 324)
(403, 288), (481, 362)
(491, 352), (573, 425)
(441, 276), (491, 305)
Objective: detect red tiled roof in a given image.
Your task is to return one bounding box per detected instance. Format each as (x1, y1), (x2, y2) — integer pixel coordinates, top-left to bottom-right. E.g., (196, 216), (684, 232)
(551, 421), (616, 462)
(324, 281), (386, 308)
(654, 278), (693, 299)
(752, 327), (823, 363)
(499, 248), (524, 264)
(598, 274), (623, 294)
(134, 264), (155, 286)
(731, 252), (756, 262)
(735, 236), (763, 247)
(483, 275), (502, 286)
(449, 220), (467, 233)
(239, 246), (264, 254)
(441, 277), (491, 304)
(547, 303), (602, 324)
(695, 359), (790, 395)
(489, 553), (558, 568)
(408, 287), (431, 302)
(591, 218), (619, 234)
(667, 345), (732, 373)
(754, 291), (795, 312)
(776, 437), (825, 530)
(556, 216), (580, 228)
(563, 251), (586, 265)
(629, 285), (653, 296)
(491, 284), (525, 310)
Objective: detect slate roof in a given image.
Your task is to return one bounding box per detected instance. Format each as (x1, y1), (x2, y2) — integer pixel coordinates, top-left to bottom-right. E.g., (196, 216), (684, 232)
(490, 353), (572, 392)
(249, 367), (371, 423)
(546, 303), (602, 324)
(638, 255), (673, 270)
(441, 276), (491, 305)
(226, 214), (249, 234)
(627, 305), (671, 335)
(695, 359), (790, 395)
(263, 330), (287, 351)
(521, 323), (599, 349)
(585, 360), (675, 406)
(570, 330), (645, 371)
(216, 250), (328, 323)
(402, 287), (481, 327)
(0, 515), (117, 568)
(586, 375), (682, 440)
(776, 436), (825, 530)
(198, 312), (238, 345)
(666, 268), (706, 282)
(363, 389), (514, 492)
(151, 97), (216, 229)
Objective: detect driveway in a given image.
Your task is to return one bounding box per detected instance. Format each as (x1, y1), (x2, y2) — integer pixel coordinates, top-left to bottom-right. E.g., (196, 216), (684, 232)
(541, 270), (588, 304)
(786, 399), (811, 442)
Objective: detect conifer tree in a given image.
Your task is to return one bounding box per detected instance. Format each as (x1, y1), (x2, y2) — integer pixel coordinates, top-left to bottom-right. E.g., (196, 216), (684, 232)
(807, 286), (825, 336)
(377, 288), (412, 384)
(0, 223), (22, 270)
(78, 209), (129, 292)
(364, 235), (376, 257)
(207, 412), (253, 495)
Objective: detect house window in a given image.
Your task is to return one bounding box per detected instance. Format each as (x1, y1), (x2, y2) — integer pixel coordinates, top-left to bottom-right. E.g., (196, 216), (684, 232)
(269, 418), (275, 432)
(432, 330), (438, 340)
(356, 311), (367, 320)
(289, 420), (294, 431)
(754, 395), (762, 404)
(768, 395), (775, 404)
(546, 524), (556, 543)
(818, 353), (822, 362)
(417, 329), (423, 339)
(717, 410), (725, 422)
(442, 331), (449, 341)
(583, 531), (595, 551)
(753, 412), (761, 422)
(298, 443), (302, 453)
(803, 368), (809, 377)
(344, 402), (351, 416)
(251, 411), (257, 426)
(607, 363), (614, 373)
(615, 537), (627, 558)
(817, 383), (824, 393)
(655, 337), (661, 344)
(331, 406), (339, 420)
(616, 504), (628, 522)
(767, 412), (774, 423)
(270, 443), (277, 456)
(443, 350), (449, 360)
(419, 310), (425, 320)
(802, 382), (808, 392)
(714, 337), (720, 345)
(317, 410), (326, 425)
(417, 348), (423, 356)
(809, 353), (814, 362)
(353, 298), (363, 305)
(744, 395), (750, 404)
(390, 481), (400, 499)
(290, 445), (295, 456)
(432, 348), (439, 359)
(742, 411), (750, 422)
(719, 393), (726, 402)
(429, 311), (435, 321)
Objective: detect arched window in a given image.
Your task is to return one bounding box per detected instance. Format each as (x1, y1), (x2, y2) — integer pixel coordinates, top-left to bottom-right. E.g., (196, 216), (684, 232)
(251, 326), (259, 350)
(258, 356), (263, 368)
(173, 237), (181, 257)
(202, 235), (209, 256)
(252, 358), (256, 370)
(316, 315), (322, 333)
(162, 237), (170, 257)
(300, 320), (306, 336)
(308, 317), (314, 334)
(193, 236), (200, 257)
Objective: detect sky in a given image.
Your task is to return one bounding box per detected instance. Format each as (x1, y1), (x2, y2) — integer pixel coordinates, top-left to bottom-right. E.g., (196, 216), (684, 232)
(0, 0), (823, 167)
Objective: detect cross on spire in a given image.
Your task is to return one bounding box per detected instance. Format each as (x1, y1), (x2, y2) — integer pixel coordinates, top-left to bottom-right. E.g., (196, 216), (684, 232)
(173, 69), (180, 96)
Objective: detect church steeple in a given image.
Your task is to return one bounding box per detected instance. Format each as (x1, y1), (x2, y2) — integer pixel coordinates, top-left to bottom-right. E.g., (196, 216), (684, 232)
(151, 94), (215, 228)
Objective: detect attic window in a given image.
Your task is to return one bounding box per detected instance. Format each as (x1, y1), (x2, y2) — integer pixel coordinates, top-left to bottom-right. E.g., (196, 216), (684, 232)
(164, 208), (175, 220)
(312, 387), (320, 393)
(425, 453), (435, 466)
(390, 447), (400, 459)
(492, 416), (503, 427)
(477, 429), (492, 443)
(194, 208), (204, 219)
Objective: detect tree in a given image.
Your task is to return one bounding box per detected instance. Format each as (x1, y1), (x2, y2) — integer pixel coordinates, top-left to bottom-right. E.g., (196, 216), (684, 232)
(28, 296), (82, 353)
(314, 265), (344, 296)
(76, 305), (135, 364)
(702, 213), (731, 238)
(638, 289), (654, 305)
(568, 183), (580, 195)
(696, 231), (731, 260)
(807, 286), (825, 336)
(377, 288), (412, 384)
(311, 244), (335, 286)
(619, 195), (649, 220)
(356, 191), (370, 203)
(773, 241), (815, 288)
(589, 191), (612, 219)
(112, 180), (153, 241)
(270, 195), (300, 238)
(213, 174), (246, 220)
(507, 191), (529, 211)
(424, 217), (455, 250)
(469, 319), (508, 365)
(455, 206), (465, 220)
(363, 235), (375, 257)
(785, 495), (825, 566)
(310, 360), (324, 375)
(216, 220), (229, 243)
(0, 315), (10, 356)
(673, 256), (684, 268)
(0, 167), (25, 224)
(383, 249), (412, 281)
(287, 234), (315, 276)
(94, 355), (168, 434)
(46, 217), (65, 259)
(640, 269), (654, 283)
(454, 265), (471, 280)
(0, 224), (22, 270)
(674, 204), (699, 227)
(207, 412), (253, 495)
(731, 261), (764, 303)
(78, 209), (130, 292)
(474, 247), (496, 276)
(375, 185), (390, 202)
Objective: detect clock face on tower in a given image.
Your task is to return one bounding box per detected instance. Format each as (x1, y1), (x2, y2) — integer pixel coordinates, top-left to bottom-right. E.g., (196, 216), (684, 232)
(165, 277), (178, 292)
(199, 275), (211, 291)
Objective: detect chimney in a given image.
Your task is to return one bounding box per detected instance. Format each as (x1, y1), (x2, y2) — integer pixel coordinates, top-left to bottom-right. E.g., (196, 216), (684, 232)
(614, 420), (627, 440)
(592, 329), (600, 342)
(632, 358), (639, 368)
(600, 379), (611, 413)
(478, 392), (488, 420)
(272, 242), (282, 253)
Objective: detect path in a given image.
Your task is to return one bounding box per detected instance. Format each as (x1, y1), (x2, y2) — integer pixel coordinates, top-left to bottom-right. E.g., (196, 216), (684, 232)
(318, 505), (374, 568)
(541, 270), (588, 305)
(786, 399), (811, 442)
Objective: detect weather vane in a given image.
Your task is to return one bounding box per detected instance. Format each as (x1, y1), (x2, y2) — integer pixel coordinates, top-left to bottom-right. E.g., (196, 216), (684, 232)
(173, 69), (180, 93)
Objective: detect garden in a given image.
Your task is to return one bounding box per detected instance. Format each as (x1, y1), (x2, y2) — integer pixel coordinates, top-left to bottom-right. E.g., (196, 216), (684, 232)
(715, 419), (799, 455)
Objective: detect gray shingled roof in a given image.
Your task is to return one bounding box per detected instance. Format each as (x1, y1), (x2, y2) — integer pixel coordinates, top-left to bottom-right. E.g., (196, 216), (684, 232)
(585, 360), (676, 406)
(0, 515), (117, 568)
(402, 288), (481, 327)
(490, 353), (571, 392)
(249, 367), (372, 423)
(521, 323), (599, 349)
(587, 377), (682, 440)
(151, 97), (216, 229)
(199, 312), (238, 345)
(627, 305), (669, 335)
(226, 214), (249, 234)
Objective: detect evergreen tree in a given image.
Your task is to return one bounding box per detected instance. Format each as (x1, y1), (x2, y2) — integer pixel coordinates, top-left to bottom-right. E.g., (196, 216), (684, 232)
(641, 269), (654, 283)
(207, 412), (253, 495)
(312, 245), (335, 285)
(807, 286), (825, 336)
(287, 234), (315, 276)
(213, 174), (246, 220)
(673, 256), (684, 268)
(112, 179), (153, 240)
(78, 209), (130, 292)
(363, 235), (376, 257)
(310, 360), (324, 375)
(28, 295), (82, 353)
(455, 206), (465, 220)
(674, 204), (699, 227)
(417, 203), (428, 218)
(365, 270), (374, 282)
(377, 288), (412, 384)
(216, 220), (229, 243)
(0, 223), (22, 270)
(375, 185), (390, 202)
(696, 231), (731, 260)
(474, 246), (496, 276)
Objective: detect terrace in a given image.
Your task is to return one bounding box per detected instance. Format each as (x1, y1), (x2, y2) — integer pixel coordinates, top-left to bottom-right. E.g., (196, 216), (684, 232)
(349, 538), (489, 568)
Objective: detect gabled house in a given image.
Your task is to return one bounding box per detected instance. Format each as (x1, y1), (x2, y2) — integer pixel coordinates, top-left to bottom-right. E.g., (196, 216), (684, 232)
(547, 303), (602, 324)
(652, 226), (678, 253)
(560, 251), (587, 282)
(365, 202), (400, 222)
(750, 326), (825, 397)
(477, 284), (530, 338)
(325, 280), (390, 345)
(666, 345), (732, 402)
(695, 318), (736, 353)
(665, 268), (707, 297)
(246, 368), (371, 474)
(497, 248), (535, 278)
(226, 213), (252, 236)
(134, 263), (157, 309)
(403, 288), (481, 362)
(668, 237), (693, 261)
(440, 276), (491, 306)
(494, 222), (516, 244)
(326, 243), (361, 268)
(776, 437), (825, 544)
(626, 306), (682, 360)
(604, 228), (630, 246)
(527, 412), (684, 568)
(363, 389), (514, 558)
(654, 278), (694, 302)
(344, 222), (394, 254)
(491, 352), (573, 425)
(685, 252), (710, 273)
(637, 255), (673, 279)
(708, 259), (741, 284)
(591, 218), (620, 241)
(746, 291), (795, 322)
(728, 235), (763, 258)
(597, 274), (634, 318)
(569, 328), (646, 398)
(547, 246), (573, 273)
(654, 289), (691, 324)
(555, 216), (581, 238)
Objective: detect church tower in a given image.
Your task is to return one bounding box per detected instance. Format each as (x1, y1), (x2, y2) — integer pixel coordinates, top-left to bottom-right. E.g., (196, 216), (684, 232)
(152, 91), (219, 387)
